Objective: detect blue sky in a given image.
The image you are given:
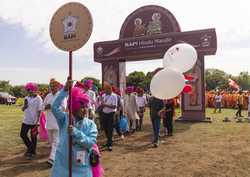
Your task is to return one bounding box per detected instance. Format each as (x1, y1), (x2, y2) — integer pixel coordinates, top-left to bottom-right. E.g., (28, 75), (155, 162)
(0, 21), (65, 69)
(0, 0), (250, 85)
(0, 19), (101, 85)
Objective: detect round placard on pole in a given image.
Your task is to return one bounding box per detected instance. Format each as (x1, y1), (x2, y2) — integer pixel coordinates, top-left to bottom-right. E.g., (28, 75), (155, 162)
(49, 2), (93, 177)
(50, 2), (93, 51)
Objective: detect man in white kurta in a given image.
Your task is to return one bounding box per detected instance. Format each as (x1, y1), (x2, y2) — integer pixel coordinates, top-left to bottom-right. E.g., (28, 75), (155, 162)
(84, 79), (97, 120)
(43, 79), (66, 166)
(124, 86), (139, 132)
(136, 88), (147, 130)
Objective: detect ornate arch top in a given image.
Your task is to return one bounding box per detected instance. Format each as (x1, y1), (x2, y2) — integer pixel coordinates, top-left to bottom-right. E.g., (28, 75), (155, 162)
(119, 5), (181, 39)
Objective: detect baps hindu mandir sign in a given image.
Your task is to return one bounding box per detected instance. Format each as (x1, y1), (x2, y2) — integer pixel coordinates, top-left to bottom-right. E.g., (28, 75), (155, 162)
(94, 28), (216, 62)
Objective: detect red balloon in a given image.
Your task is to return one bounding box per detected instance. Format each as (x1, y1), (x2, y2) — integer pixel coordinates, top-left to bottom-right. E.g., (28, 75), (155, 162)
(183, 84), (192, 94)
(184, 74), (194, 81)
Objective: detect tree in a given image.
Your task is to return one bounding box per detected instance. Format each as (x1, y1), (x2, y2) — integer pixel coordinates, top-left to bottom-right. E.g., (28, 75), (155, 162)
(10, 86), (25, 98)
(236, 72), (250, 90)
(126, 71), (146, 89)
(0, 80), (12, 93)
(81, 76), (101, 92)
(142, 71), (154, 92)
(205, 69), (229, 90)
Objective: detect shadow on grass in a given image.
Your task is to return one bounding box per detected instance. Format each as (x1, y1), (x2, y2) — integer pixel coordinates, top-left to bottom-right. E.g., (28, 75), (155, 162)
(0, 144), (50, 177)
(116, 141), (153, 153)
(0, 160), (50, 177)
(0, 145), (49, 164)
(174, 121), (192, 134)
(0, 119), (192, 176)
(99, 121), (192, 153)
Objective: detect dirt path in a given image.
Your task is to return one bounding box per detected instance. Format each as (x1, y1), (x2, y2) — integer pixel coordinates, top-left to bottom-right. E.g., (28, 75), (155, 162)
(1, 112), (250, 177)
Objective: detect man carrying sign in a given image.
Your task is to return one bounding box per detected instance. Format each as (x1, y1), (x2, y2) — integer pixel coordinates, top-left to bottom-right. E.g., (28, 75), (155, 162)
(51, 79), (97, 177)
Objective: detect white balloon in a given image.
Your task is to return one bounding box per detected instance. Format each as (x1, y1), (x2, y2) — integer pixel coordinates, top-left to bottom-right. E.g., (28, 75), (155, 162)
(163, 43), (197, 73)
(150, 68), (185, 99)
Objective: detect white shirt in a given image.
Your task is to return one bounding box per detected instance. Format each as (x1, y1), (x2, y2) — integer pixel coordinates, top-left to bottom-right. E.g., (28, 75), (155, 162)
(215, 95), (222, 103)
(23, 95), (43, 125)
(136, 95), (147, 107)
(102, 93), (117, 114)
(86, 89), (96, 110)
(43, 92), (67, 130)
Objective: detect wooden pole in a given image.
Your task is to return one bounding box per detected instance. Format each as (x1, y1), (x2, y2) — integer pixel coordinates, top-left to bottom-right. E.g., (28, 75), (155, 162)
(68, 51), (73, 177)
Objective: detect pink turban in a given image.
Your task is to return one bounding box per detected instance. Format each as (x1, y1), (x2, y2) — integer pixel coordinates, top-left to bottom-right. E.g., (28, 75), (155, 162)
(70, 87), (90, 112)
(99, 90), (105, 96)
(25, 82), (38, 92)
(136, 87), (144, 95)
(75, 81), (85, 89)
(126, 86), (134, 94)
(84, 79), (93, 89)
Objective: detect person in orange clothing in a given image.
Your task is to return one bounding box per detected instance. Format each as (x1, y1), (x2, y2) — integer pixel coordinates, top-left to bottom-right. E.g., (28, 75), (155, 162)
(205, 92), (208, 107)
(221, 91), (227, 108)
(243, 92), (248, 110)
(228, 92), (234, 108)
(209, 92), (215, 108)
(232, 92), (238, 109)
(247, 91), (250, 118)
(235, 91), (244, 117)
(206, 92), (211, 107)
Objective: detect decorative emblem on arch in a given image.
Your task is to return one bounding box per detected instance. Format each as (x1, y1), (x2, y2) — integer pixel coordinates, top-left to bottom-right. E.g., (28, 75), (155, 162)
(201, 34), (212, 47)
(120, 5), (181, 39)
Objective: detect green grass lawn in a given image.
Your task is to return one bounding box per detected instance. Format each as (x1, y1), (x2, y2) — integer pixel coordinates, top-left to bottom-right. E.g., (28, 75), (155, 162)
(0, 105), (24, 154)
(1, 105), (250, 177)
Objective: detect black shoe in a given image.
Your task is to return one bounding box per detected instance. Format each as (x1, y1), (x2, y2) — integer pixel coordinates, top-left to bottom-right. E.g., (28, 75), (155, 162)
(153, 141), (159, 148)
(47, 159), (54, 167)
(130, 129), (136, 134)
(26, 153), (36, 160)
(24, 151), (31, 157)
(108, 146), (112, 151)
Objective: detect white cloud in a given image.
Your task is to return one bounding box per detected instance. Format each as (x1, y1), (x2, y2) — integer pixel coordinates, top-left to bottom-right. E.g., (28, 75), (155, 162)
(0, 0), (250, 84)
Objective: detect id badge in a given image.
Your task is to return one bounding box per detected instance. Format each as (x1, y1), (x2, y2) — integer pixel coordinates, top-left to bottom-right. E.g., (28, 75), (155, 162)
(76, 151), (86, 165)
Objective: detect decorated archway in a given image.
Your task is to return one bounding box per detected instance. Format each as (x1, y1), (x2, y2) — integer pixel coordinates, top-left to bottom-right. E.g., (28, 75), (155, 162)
(94, 5), (217, 121)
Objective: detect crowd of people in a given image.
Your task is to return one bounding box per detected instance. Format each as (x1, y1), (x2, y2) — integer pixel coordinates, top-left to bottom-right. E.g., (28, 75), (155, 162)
(206, 90), (250, 118)
(206, 90), (250, 110)
(19, 75), (250, 177)
(19, 78), (176, 177)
